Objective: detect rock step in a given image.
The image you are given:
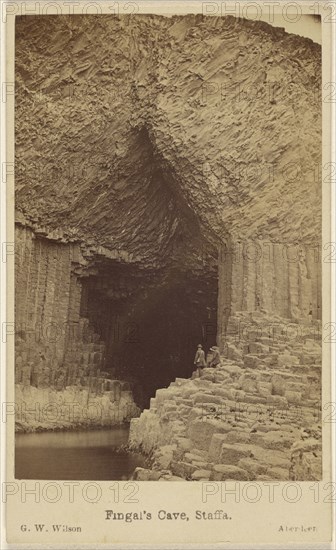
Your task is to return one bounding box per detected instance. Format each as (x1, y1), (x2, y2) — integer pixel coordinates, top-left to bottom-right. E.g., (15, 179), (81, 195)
(131, 312), (321, 482)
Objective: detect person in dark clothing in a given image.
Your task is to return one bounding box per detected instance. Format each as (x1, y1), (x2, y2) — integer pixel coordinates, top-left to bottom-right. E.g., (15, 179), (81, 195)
(209, 346), (221, 368)
(194, 344), (206, 377)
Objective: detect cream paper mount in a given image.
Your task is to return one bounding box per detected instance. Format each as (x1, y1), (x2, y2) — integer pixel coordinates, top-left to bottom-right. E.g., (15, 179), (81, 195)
(1, 1), (335, 547)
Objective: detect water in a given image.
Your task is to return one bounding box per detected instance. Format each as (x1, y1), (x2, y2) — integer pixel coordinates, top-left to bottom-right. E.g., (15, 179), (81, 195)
(15, 426), (147, 480)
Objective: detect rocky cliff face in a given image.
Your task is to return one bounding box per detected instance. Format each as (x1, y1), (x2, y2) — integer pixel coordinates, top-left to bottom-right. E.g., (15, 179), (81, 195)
(16, 14), (321, 247)
(15, 14), (321, 432)
(129, 312), (322, 481)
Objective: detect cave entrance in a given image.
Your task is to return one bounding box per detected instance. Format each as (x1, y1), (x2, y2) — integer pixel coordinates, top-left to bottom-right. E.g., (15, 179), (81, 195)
(80, 247), (218, 409)
(77, 128), (220, 408)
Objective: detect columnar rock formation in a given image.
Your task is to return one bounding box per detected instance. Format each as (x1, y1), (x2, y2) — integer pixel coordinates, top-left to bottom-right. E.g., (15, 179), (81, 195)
(130, 312), (322, 481)
(217, 240), (321, 348)
(15, 225), (140, 430)
(15, 14), (321, 437)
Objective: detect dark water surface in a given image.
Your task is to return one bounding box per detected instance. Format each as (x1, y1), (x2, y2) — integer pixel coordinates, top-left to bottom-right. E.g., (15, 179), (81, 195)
(15, 427), (146, 480)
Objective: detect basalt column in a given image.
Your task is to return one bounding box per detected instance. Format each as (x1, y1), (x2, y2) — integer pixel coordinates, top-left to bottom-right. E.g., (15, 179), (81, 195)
(15, 224), (108, 389)
(217, 239), (322, 350)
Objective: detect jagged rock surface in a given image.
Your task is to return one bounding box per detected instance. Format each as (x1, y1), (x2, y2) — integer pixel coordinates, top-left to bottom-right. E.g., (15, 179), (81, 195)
(14, 15), (322, 440)
(129, 312), (322, 481)
(16, 14), (321, 251)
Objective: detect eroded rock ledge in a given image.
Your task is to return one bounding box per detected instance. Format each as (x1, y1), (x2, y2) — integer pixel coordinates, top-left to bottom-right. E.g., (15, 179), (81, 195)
(129, 312), (321, 481)
(15, 384), (140, 433)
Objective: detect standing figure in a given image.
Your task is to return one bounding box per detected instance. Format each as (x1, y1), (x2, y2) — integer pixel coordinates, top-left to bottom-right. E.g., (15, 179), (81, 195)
(194, 344), (206, 377)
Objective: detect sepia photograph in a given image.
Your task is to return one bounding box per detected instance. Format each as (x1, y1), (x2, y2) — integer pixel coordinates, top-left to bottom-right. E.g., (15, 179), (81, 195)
(13, 9), (323, 483)
(2, 1), (334, 546)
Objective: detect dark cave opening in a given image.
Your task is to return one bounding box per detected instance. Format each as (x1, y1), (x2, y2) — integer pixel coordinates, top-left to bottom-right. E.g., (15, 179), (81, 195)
(80, 254), (218, 409)
(74, 128), (222, 409)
